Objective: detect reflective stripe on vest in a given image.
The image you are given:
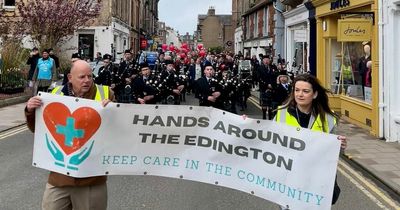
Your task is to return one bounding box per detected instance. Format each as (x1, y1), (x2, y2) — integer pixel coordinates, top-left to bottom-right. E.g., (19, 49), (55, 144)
(94, 85), (109, 101)
(275, 107), (336, 133)
(51, 86), (63, 95)
(51, 85), (109, 101)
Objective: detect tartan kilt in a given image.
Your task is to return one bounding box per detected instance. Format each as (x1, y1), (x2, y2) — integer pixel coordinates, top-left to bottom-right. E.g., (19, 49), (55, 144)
(116, 85), (136, 103)
(260, 90), (273, 107)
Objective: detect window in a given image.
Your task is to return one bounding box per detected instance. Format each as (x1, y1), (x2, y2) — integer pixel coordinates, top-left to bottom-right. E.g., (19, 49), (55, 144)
(290, 27), (308, 73)
(254, 12), (258, 37)
(263, 7), (269, 35)
(246, 16), (250, 39)
(78, 34), (94, 60)
(112, 0), (117, 15)
(328, 39), (370, 103)
(3, 0), (15, 8)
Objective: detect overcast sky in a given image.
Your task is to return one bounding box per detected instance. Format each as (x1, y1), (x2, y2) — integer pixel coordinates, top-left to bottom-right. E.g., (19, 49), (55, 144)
(158, 0), (232, 35)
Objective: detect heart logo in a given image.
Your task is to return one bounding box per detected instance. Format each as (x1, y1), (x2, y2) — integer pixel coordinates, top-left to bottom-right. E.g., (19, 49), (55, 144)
(43, 102), (101, 155)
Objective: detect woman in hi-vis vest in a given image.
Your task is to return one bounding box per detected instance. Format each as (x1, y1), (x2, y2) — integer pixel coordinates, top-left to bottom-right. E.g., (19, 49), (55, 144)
(274, 74), (347, 209)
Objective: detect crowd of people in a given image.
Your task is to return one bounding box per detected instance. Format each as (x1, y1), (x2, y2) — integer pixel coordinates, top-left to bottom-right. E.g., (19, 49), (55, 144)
(60, 50), (293, 119)
(25, 46), (347, 210)
(26, 45), (296, 119)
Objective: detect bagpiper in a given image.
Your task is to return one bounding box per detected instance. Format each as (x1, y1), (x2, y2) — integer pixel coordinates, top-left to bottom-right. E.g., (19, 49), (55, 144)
(159, 59), (184, 104)
(131, 62), (158, 104)
(94, 54), (115, 86)
(194, 63), (223, 109)
(114, 50), (138, 102)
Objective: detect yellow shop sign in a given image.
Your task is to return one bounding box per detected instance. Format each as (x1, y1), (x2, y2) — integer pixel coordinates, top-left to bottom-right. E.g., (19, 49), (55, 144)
(337, 19), (372, 42)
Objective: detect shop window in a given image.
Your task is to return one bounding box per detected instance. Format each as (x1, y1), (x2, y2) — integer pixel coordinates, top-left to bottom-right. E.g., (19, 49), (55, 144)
(3, 0), (15, 8)
(329, 39), (371, 103)
(290, 28), (308, 75)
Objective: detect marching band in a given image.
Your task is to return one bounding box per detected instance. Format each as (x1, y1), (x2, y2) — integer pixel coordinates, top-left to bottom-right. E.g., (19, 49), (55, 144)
(92, 49), (291, 118)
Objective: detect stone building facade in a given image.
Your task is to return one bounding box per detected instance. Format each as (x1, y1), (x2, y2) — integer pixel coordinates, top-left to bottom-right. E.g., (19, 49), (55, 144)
(232, 0), (285, 60)
(0, 0), (158, 60)
(196, 7), (233, 51)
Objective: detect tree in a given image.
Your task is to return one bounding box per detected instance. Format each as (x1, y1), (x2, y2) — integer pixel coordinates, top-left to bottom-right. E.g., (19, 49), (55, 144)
(209, 46), (224, 54)
(13, 0), (102, 49)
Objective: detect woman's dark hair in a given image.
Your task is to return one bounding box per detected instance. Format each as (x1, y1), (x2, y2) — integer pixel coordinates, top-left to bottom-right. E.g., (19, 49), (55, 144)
(280, 74), (338, 131)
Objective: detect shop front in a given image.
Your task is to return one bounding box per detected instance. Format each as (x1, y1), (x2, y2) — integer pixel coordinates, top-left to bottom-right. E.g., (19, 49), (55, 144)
(283, 5), (310, 75)
(313, 0), (378, 135)
(243, 38), (273, 58)
(381, 0), (400, 142)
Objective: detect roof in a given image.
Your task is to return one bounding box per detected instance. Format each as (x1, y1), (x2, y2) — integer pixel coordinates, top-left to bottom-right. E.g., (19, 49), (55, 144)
(197, 14), (232, 26)
(198, 15), (207, 20)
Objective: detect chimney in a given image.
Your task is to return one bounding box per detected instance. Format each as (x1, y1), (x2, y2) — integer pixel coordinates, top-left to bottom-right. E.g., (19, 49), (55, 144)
(208, 6), (215, 16)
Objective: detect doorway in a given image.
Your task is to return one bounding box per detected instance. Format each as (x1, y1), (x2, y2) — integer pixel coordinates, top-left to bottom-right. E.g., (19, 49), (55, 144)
(78, 34), (94, 61)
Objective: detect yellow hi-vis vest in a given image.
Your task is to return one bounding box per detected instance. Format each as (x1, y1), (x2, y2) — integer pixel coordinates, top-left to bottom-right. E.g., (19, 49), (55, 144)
(275, 107), (337, 133)
(51, 84), (109, 101)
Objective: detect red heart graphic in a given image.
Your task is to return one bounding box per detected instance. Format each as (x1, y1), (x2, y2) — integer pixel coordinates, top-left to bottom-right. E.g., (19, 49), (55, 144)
(43, 102), (101, 155)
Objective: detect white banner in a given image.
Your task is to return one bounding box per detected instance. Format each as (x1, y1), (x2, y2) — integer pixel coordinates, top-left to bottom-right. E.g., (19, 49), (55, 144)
(33, 92), (340, 210)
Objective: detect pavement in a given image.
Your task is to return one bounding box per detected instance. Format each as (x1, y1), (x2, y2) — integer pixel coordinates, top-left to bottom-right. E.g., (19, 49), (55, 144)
(1, 94), (400, 198)
(0, 94), (30, 109)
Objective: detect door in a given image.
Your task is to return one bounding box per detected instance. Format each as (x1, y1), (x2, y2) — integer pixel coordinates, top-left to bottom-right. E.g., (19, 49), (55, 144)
(78, 34), (94, 61)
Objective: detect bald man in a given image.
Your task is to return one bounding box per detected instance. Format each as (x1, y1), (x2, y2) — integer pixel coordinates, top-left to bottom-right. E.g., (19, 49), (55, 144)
(25, 60), (114, 210)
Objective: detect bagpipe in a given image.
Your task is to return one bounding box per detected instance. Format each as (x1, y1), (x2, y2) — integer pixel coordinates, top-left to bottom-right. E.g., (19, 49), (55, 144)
(144, 71), (163, 97)
(211, 71), (252, 99)
(94, 63), (115, 86)
(146, 69), (182, 103)
(114, 54), (141, 103)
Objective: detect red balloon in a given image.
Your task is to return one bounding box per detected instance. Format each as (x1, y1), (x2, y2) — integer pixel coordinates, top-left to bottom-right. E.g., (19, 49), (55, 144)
(199, 50), (206, 57)
(181, 48), (189, 54)
(197, 44), (204, 51)
(180, 53), (186, 59)
(169, 45), (175, 51)
(182, 43), (188, 49)
(184, 58), (190, 64)
(174, 46), (180, 53)
(162, 44), (168, 51)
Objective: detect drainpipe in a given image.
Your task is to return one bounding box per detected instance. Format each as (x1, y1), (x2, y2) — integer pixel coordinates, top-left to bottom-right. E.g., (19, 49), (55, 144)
(378, 0), (385, 139)
(273, 0), (284, 14)
(273, 0), (285, 60)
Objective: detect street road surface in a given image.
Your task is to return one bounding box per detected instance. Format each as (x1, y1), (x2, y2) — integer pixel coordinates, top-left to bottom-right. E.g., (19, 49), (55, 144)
(0, 95), (399, 210)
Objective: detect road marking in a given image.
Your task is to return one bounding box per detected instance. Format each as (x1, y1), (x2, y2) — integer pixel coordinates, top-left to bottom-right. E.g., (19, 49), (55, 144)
(338, 162), (390, 209)
(338, 160), (400, 209)
(248, 96), (400, 209)
(248, 96), (261, 109)
(0, 125), (28, 140)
